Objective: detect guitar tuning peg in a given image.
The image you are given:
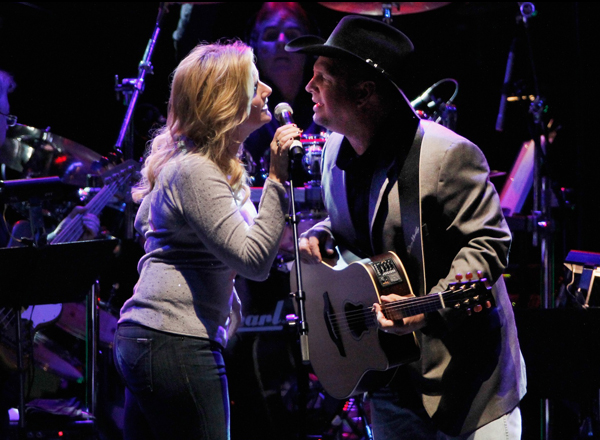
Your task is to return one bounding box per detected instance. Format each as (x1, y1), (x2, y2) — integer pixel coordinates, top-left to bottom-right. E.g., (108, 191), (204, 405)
(485, 300), (492, 309)
(455, 273), (463, 282)
(473, 304), (483, 313)
(477, 270), (483, 279)
(465, 272), (473, 280)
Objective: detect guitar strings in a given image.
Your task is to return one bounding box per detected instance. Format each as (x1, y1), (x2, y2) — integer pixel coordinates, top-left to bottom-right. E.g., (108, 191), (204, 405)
(325, 286), (479, 335)
(0, 308), (16, 326)
(51, 179), (119, 244)
(330, 287), (477, 332)
(53, 162), (139, 243)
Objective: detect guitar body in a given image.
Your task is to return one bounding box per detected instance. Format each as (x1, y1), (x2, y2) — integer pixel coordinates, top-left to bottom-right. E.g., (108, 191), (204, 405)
(291, 251), (421, 400)
(291, 249), (492, 400)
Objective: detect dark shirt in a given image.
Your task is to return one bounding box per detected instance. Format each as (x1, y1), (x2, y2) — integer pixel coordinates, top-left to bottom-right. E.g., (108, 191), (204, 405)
(335, 116), (419, 257)
(336, 137), (379, 257)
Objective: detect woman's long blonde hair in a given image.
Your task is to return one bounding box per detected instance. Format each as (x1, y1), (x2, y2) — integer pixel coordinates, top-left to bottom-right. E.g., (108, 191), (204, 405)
(132, 40), (255, 203)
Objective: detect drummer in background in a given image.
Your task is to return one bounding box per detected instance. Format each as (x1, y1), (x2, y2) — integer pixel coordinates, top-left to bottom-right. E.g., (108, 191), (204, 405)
(172, 2), (324, 184)
(0, 68), (101, 248)
(241, 2), (325, 185)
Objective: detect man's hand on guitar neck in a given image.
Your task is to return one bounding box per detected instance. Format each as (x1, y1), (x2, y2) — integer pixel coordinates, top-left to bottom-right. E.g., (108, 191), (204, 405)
(373, 294), (428, 336)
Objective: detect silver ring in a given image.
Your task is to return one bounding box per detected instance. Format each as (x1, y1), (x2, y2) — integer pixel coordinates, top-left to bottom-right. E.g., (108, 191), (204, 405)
(276, 139), (281, 147)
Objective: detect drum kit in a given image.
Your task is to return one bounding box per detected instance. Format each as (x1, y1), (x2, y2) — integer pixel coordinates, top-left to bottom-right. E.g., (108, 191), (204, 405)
(318, 2), (450, 18)
(0, 124), (104, 185)
(0, 124), (122, 384)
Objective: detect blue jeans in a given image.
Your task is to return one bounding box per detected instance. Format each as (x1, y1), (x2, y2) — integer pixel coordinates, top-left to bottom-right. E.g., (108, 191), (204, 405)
(367, 388), (522, 440)
(113, 323), (229, 440)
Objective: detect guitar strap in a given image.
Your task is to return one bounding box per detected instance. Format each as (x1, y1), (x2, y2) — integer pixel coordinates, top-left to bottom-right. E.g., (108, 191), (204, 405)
(397, 123), (426, 296)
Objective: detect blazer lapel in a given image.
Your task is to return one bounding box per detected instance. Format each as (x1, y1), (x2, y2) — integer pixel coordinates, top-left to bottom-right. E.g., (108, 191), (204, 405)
(322, 133), (357, 246)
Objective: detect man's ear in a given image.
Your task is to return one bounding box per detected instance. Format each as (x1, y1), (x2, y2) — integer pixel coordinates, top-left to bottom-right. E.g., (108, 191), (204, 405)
(354, 80), (376, 106)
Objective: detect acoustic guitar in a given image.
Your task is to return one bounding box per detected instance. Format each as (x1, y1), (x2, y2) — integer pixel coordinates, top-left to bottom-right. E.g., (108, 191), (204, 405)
(290, 249), (492, 400)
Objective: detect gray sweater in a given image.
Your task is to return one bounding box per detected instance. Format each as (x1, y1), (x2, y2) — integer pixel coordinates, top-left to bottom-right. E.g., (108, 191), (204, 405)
(118, 153), (289, 347)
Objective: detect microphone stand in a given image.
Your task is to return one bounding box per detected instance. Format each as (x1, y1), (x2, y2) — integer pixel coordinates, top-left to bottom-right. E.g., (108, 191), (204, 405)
(114, 2), (168, 239)
(288, 151), (310, 440)
(515, 4), (555, 439)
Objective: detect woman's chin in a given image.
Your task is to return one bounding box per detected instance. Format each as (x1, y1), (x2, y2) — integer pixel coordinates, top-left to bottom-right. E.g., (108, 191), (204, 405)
(261, 111), (272, 124)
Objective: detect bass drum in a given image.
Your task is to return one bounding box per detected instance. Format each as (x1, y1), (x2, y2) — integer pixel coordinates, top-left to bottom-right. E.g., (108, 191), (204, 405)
(33, 330), (83, 382)
(55, 301), (118, 348)
(300, 133), (328, 184)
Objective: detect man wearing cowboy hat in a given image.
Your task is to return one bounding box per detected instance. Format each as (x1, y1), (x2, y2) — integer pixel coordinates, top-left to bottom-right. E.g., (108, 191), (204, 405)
(289, 15), (527, 439)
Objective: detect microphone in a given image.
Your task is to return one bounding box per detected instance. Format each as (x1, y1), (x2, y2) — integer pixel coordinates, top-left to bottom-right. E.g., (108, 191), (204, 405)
(273, 102), (304, 160)
(410, 85), (435, 108)
(495, 38), (516, 132)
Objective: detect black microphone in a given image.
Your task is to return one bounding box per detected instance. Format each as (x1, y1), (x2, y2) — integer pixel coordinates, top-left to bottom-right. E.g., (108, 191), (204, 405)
(495, 38), (516, 132)
(274, 102), (304, 160)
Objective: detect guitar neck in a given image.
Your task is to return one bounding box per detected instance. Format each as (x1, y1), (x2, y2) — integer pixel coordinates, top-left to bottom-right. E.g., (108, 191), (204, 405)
(50, 160), (138, 244)
(50, 181), (119, 244)
(383, 284), (481, 321)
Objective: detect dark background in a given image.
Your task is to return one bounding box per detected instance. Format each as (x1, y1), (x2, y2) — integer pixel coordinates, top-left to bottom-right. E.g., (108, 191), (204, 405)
(2, 2), (599, 439)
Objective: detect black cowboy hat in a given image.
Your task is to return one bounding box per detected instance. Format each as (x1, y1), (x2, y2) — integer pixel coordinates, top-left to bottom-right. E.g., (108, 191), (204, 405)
(285, 15), (417, 111)
(285, 15), (413, 90)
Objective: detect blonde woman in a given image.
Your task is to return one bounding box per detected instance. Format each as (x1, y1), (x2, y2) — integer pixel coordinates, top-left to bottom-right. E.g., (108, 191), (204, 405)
(114, 40), (298, 440)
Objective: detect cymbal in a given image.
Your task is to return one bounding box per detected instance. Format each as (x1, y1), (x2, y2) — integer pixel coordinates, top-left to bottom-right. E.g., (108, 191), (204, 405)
(318, 2), (451, 16)
(0, 124), (102, 187)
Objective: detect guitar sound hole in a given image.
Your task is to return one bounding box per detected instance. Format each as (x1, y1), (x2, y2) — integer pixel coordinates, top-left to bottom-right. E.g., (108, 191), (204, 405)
(323, 291), (346, 357)
(344, 302), (368, 340)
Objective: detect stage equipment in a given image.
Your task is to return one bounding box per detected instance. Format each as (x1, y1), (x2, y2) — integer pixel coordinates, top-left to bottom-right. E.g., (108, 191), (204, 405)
(558, 250), (600, 308)
(318, 2), (451, 19)
(0, 238), (118, 432)
(410, 78), (459, 131)
(0, 124), (103, 187)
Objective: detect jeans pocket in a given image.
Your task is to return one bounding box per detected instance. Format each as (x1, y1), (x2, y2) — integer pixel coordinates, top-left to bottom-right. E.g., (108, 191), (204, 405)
(115, 335), (153, 393)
